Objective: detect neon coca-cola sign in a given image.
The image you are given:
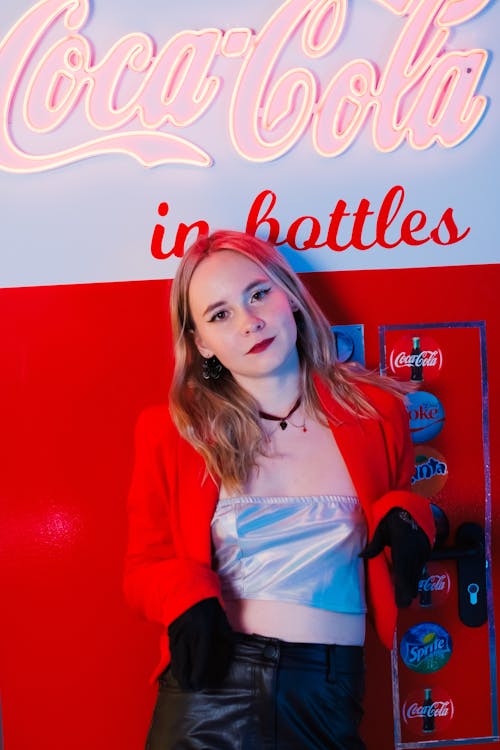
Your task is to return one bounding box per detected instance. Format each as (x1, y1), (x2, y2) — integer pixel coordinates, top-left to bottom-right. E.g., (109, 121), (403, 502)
(0, 0), (490, 173)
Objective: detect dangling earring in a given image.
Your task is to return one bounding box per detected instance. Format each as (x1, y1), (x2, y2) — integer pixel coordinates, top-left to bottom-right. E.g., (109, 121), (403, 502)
(202, 355), (223, 380)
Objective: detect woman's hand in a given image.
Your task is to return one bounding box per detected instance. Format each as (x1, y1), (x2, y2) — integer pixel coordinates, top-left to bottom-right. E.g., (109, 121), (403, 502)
(361, 508), (431, 607)
(168, 597), (233, 690)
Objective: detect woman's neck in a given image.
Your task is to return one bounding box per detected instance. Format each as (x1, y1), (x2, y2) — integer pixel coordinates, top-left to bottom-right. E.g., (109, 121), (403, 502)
(234, 371), (303, 415)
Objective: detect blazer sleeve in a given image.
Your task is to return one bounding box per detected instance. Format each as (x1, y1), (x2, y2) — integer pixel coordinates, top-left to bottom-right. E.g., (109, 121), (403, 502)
(123, 408), (222, 627)
(369, 394), (436, 545)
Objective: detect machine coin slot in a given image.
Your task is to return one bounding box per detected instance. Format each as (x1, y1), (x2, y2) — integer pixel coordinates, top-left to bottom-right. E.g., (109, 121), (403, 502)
(468, 582), (479, 605)
(455, 523), (487, 628)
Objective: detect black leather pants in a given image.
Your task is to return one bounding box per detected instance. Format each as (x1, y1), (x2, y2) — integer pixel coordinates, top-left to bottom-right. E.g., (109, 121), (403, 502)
(146, 633), (366, 750)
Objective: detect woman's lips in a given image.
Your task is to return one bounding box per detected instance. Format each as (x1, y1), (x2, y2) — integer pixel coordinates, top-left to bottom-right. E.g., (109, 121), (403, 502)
(247, 337), (275, 354)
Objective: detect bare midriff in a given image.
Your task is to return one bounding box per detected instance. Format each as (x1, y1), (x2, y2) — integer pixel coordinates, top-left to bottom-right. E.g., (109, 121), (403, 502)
(224, 598), (366, 646)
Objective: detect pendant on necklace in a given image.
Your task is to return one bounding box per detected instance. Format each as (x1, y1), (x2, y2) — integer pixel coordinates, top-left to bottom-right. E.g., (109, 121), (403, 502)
(259, 396), (307, 435)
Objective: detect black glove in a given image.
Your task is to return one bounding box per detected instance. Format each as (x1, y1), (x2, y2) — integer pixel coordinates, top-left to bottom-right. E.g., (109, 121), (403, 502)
(167, 597), (233, 690)
(361, 508), (431, 607)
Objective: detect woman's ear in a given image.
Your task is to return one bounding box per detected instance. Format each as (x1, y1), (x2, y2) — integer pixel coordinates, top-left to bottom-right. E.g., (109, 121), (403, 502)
(290, 298), (300, 312)
(192, 329), (214, 360)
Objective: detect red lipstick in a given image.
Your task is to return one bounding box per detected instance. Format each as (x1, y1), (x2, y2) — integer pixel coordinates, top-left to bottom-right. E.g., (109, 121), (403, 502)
(247, 337), (275, 354)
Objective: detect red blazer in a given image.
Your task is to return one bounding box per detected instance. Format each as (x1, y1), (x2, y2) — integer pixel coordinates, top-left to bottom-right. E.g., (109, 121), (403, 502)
(124, 377), (435, 680)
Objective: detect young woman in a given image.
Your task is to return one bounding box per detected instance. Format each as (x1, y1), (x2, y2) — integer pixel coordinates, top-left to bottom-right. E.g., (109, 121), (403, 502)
(124, 230), (435, 750)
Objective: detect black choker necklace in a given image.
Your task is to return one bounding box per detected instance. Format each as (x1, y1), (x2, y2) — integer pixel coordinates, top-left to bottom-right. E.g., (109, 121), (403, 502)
(258, 396), (302, 431)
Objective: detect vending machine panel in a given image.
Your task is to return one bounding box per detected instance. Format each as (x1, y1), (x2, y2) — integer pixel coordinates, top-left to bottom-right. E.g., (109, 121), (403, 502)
(380, 322), (497, 748)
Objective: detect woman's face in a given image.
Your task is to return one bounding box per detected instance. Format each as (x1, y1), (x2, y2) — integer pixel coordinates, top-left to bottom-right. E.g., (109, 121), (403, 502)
(188, 250), (299, 388)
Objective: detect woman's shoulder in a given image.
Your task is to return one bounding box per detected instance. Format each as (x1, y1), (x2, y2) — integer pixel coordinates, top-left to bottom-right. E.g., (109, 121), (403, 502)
(349, 380), (411, 446)
(357, 378), (408, 416)
(133, 403), (178, 444)
(133, 403), (210, 481)
(316, 369), (407, 418)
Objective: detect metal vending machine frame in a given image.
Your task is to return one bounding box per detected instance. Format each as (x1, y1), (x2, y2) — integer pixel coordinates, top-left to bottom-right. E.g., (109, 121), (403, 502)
(380, 321), (498, 748)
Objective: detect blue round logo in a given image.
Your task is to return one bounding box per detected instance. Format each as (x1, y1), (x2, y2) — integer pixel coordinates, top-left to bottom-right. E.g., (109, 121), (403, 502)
(406, 391), (445, 444)
(400, 623), (452, 674)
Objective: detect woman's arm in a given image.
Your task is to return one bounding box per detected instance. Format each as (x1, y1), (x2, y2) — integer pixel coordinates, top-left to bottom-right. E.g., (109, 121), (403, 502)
(123, 407), (222, 628)
(370, 394), (435, 544)
(362, 393), (436, 607)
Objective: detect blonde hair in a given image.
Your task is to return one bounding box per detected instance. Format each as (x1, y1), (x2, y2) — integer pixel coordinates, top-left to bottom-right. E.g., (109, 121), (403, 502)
(169, 230), (409, 492)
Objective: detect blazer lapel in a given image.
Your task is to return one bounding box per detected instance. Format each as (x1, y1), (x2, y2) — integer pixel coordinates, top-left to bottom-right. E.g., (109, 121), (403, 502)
(313, 375), (383, 515)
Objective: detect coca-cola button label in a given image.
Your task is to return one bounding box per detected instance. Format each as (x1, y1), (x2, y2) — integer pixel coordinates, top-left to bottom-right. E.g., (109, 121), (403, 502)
(412, 446), (449, 497)
(406, 391), (445, 443)
(415, 563), (451, 608)
(400, 623), (453, 673)
(402, 686), (455, 736)
(389, 334), (443, 383)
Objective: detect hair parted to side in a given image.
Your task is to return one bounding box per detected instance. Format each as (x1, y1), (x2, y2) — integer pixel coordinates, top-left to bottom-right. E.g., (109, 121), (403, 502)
(169, 230), (409, 492)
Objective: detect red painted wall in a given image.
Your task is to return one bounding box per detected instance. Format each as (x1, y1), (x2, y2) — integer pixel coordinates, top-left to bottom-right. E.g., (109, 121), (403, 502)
(1, 263), (498, 749)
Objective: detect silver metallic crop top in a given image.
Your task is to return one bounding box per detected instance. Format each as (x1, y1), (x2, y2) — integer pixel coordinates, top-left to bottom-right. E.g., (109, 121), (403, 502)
(211, 495), (367, 614)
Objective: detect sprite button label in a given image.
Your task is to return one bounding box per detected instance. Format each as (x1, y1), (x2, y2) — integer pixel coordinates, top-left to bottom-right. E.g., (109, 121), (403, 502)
(400, 623), (452, 673)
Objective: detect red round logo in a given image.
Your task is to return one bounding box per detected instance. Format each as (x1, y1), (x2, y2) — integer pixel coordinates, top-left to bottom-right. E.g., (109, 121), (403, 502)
(389, 334), (443, 383)
(413, 561), (451, 609)
(402, 686), (454, 737)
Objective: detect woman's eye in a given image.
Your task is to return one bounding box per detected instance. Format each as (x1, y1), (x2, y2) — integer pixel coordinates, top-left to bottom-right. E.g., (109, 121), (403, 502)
(209, 310), (228, 322)
(251, 287), (271, 302)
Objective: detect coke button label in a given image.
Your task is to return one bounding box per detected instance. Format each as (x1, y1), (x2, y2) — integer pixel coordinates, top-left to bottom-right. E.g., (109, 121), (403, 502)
(389, 335), (443, 383)
(412, 446), (448, 497)
(407, 391), (445, 443)
(415, 563), (451, 609)
(400, 623), (453, 673)
(402, 686), (455, 736)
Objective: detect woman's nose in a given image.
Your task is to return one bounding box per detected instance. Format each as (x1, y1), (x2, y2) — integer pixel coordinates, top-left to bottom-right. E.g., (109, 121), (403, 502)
(241, 311), (264, 335)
